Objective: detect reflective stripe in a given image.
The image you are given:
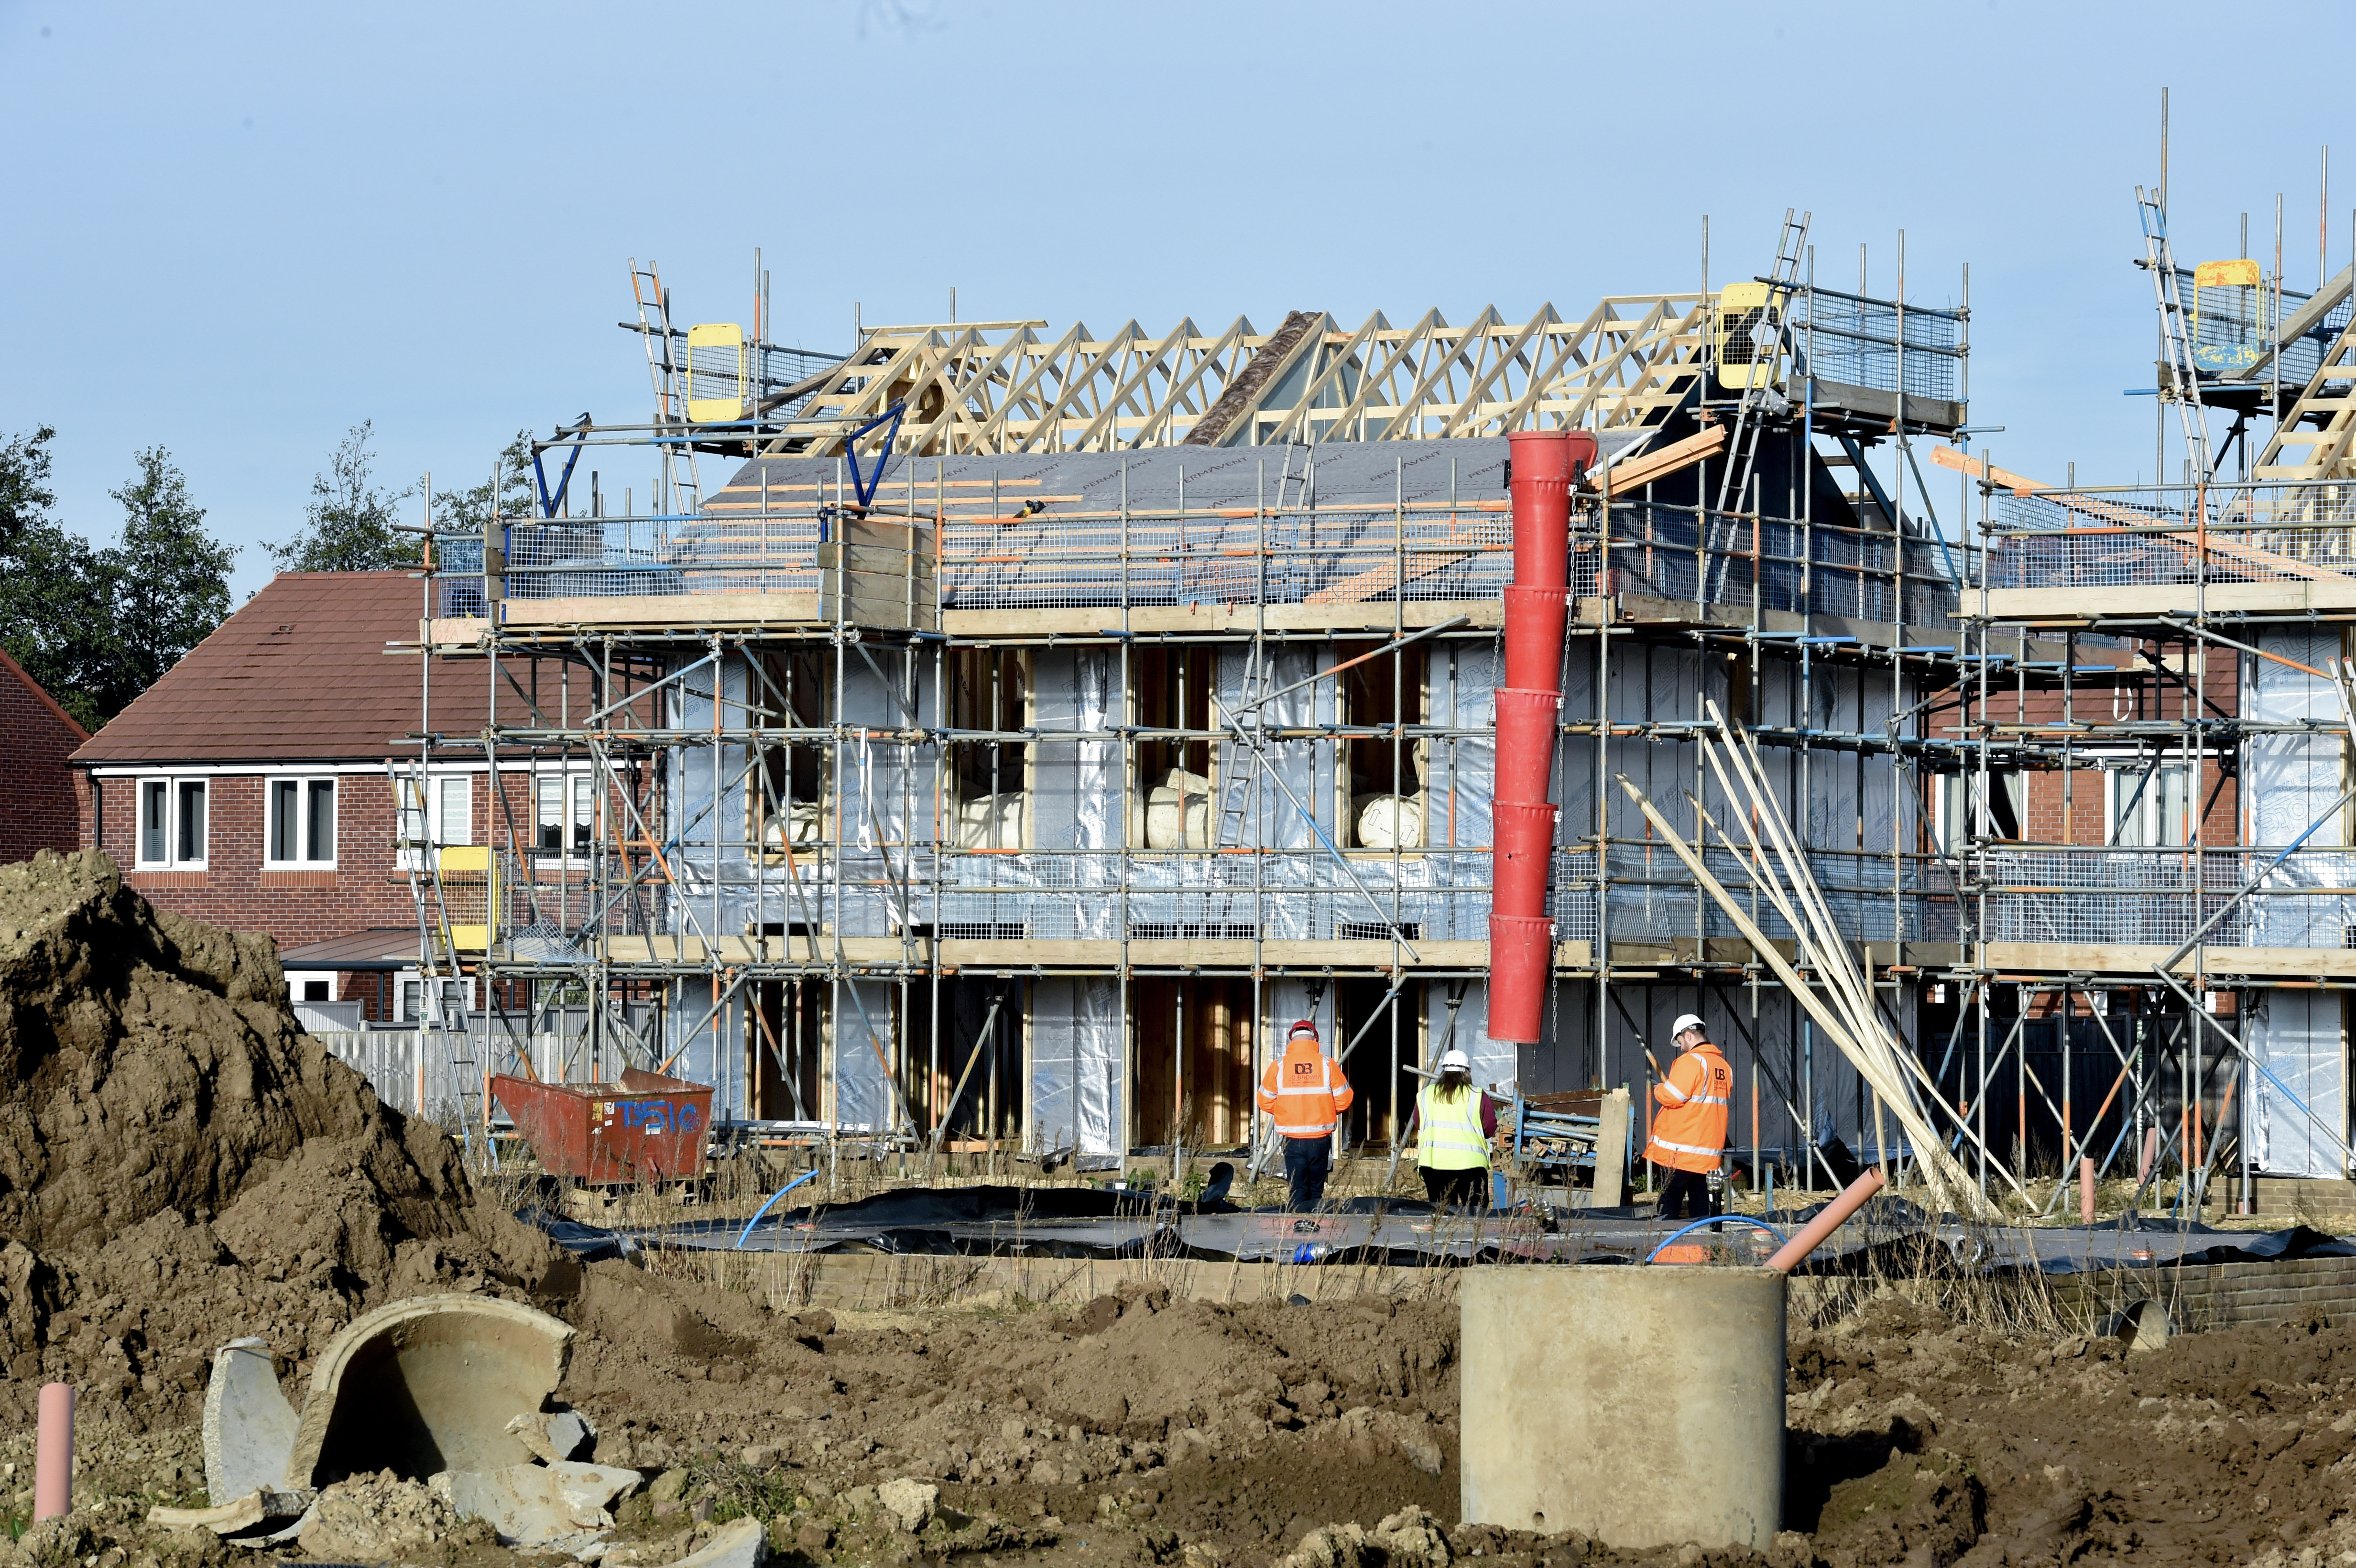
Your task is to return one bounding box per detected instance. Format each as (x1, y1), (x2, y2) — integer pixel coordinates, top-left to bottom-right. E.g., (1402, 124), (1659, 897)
(1417, 1085), (1491, 1171)
(1261, 1045), (1349, 1138)
(1688, 1094), (1730, 1107)
(1649, 1134), (1721, 1157)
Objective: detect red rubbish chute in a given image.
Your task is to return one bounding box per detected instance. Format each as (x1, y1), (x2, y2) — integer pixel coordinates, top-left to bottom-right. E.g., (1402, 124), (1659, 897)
(1487, 428), (1596, 1047)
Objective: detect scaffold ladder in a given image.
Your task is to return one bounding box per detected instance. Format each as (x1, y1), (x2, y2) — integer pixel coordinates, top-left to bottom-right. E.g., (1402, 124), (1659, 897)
(628, 259), (705, 516)
(2135, 188), (2215, 482)
(2253, 313), (2356, 479)
(1713, 208), (1812, 516)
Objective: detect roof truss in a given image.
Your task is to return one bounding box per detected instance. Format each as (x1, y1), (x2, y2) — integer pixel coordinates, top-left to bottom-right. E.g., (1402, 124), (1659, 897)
(765, 294), (1710, 457)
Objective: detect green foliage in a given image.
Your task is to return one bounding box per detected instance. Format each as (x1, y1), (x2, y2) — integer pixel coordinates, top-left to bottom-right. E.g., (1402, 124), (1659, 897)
(433, 430), (538, 534)
(103, 447), (236, 715)
(680, 1453), (807, 1526)
(0, 429), (239, 730)
(268, 420), (417, 572)
(0, 427), (127, 731)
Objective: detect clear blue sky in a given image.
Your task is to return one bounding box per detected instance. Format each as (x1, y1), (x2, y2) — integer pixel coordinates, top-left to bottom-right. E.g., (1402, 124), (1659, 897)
(4, 0), (2347, 599)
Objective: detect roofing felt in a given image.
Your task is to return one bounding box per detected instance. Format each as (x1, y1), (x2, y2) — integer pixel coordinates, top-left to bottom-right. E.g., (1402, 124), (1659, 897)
(71, 572), (484, 765)
(279, 928), (419, 970)
(709, 433), (1646, 515)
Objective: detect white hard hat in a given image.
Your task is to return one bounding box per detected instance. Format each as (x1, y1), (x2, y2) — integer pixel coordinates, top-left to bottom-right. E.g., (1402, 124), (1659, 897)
(1670, 1013), (1706, 1038)
(1438, 1048), (1471, 1072)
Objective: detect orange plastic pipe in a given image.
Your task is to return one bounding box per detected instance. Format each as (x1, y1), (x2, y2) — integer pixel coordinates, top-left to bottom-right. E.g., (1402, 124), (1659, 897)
(34, 1383), (72, 1521)
(1765, 1169), (1885, 1274)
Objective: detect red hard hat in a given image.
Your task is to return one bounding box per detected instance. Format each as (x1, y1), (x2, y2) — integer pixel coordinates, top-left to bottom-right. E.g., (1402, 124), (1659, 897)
(1288, 1019), (1320, 1039)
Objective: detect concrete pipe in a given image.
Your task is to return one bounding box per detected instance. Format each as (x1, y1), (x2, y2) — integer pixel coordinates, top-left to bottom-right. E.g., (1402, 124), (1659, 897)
(1461, 1266), (1784, 1549)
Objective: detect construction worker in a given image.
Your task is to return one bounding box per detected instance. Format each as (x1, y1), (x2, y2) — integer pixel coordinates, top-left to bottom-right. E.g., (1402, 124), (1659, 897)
(1414, 1048), (1500, 1211)
(1258, 1019), (1354, 1209)
(1644, 1013), (1732, 1221)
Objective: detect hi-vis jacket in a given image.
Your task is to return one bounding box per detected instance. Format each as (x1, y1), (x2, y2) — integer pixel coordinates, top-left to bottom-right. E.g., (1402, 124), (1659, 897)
(1644, 1041), (1733, 1173)
(1258, 1039), (1355, 1138)
(1415, 1082), (1492, 1171)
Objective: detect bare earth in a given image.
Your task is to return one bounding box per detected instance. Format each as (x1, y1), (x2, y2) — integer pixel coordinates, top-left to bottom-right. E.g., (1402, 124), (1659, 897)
(0, 851), (2351, 1568)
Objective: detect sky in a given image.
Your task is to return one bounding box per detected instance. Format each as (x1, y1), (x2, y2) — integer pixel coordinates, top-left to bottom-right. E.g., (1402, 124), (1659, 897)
(3, 0), (2349, 600)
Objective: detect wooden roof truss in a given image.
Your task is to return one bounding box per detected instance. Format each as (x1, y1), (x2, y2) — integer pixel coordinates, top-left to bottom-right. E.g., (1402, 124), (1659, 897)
(765, 294), (1712, 458)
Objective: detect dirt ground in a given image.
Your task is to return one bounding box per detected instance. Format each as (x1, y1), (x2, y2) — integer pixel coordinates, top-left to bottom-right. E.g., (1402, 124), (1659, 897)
(1, 851), (2353, 1568)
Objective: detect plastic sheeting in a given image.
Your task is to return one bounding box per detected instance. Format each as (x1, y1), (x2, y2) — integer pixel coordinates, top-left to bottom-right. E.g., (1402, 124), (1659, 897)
(2248, 988), (2349, 1178)
(835, 980), (898, 1134)
(2244, 630), (2347, 848)
(661, 975), (742, 1121)
(668, 653), (756, 907)
(1427, 979), (1508, 1089)
(1032, 648), (1119, 844)
(1216, 643), (1339, 851)
(835, 655), (940, 937)
(1029, 976), (1123, 1155)
(1426, 641), (1497, 849)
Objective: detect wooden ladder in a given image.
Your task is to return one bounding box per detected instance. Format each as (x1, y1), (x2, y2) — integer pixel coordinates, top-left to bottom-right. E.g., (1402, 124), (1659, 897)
(2255, 313), (2356, 479)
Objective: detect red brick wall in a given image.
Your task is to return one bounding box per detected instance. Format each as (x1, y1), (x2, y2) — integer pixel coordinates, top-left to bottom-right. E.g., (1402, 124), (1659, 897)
(0, 658), (88, 863)
(84, 772), (422, 945)
(77, 768), (563, 1023)
(1945, 641), (2242, 848)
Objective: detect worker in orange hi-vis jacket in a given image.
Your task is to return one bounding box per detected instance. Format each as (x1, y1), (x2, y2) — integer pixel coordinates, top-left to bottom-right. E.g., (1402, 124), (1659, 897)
(1257, 1019), (1355, 1210)
(1643, 1012), (1732, 1221)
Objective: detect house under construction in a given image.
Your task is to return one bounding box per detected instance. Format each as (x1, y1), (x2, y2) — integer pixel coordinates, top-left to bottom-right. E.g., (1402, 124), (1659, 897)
(404, 200), (2356, 1212)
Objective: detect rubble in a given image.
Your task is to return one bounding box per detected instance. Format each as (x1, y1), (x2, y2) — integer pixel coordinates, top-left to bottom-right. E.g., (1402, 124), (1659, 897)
(294, 1473), (463, 1561)
(198, 1339), (295, 1503)
(876, 1475), (938, 1533)
(437, 1459), (643, 1553)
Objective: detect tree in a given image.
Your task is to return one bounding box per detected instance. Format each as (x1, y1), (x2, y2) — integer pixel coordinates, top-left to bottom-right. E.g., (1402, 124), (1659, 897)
(102, 447), (235, 712)
(269, 421), (417, 572)
(0, 426), (115, 730)
(433, 430), (538, 534)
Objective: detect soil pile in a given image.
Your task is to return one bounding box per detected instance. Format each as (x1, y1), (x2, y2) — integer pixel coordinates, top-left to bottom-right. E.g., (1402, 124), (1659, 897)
(0, 850), (560, 1432)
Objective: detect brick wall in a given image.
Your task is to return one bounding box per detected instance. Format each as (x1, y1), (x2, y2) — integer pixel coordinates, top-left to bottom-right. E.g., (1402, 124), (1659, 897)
(84, 772), (420, 945)
(2044, 1254), (2356, 1333)
(1962, 641), (2241, 848)
(76, 768), (559, 1023)
(0, 657), (88, 863)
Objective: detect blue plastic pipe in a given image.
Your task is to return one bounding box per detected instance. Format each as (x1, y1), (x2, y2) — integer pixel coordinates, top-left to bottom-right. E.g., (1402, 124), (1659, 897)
(734, 1168), (820, 1249)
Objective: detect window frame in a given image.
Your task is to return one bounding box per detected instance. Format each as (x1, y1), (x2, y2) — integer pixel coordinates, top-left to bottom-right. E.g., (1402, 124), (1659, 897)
(134, 776), (209, 871)
(396, 769), (475, 871)
(532, 769), (596, 861)
(397, 969), (477, 1026)
(2106, 755), (2196, 848)
(263, 774), (339, 869)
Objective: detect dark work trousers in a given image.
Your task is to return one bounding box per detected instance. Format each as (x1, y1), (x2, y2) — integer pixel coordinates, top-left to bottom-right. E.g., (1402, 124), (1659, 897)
(1283, 1136), (1333, 1209)
(1654, 1164), (1716, 1221)
(1420, 1166), (1489, 1212)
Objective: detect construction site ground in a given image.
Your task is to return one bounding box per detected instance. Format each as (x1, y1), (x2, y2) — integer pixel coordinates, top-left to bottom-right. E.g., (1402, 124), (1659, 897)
(2, 851), (2355, 1568)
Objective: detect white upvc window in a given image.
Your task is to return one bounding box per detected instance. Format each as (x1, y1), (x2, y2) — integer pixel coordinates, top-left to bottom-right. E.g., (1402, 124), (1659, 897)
(136, 777), (208, 869)
(1932, 769), (2024, 852)
(398, 970), (476, 1025)
(534, 772), (595, 859)
(2109, 758), (2195, 847)
(396, 772), (474, 870)
(265, 776), (338, 867)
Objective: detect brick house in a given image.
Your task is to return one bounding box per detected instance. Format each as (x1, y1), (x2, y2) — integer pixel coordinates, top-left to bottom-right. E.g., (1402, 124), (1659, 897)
(70, 572), (508, 1023)
(0, 647), (89, 862)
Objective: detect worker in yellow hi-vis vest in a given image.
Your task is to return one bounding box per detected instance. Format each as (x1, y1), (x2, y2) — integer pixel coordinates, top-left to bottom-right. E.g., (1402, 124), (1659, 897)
(1414, 1047), (1502, 1211)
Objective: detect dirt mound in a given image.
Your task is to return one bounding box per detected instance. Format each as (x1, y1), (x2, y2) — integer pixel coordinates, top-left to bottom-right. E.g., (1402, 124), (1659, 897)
(0, 850), (562, 1433)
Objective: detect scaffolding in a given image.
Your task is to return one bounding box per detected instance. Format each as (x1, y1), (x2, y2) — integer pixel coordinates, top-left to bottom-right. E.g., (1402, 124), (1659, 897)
(410, 239), (1993, 1197)
(1930, 179), (2356, 1219)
